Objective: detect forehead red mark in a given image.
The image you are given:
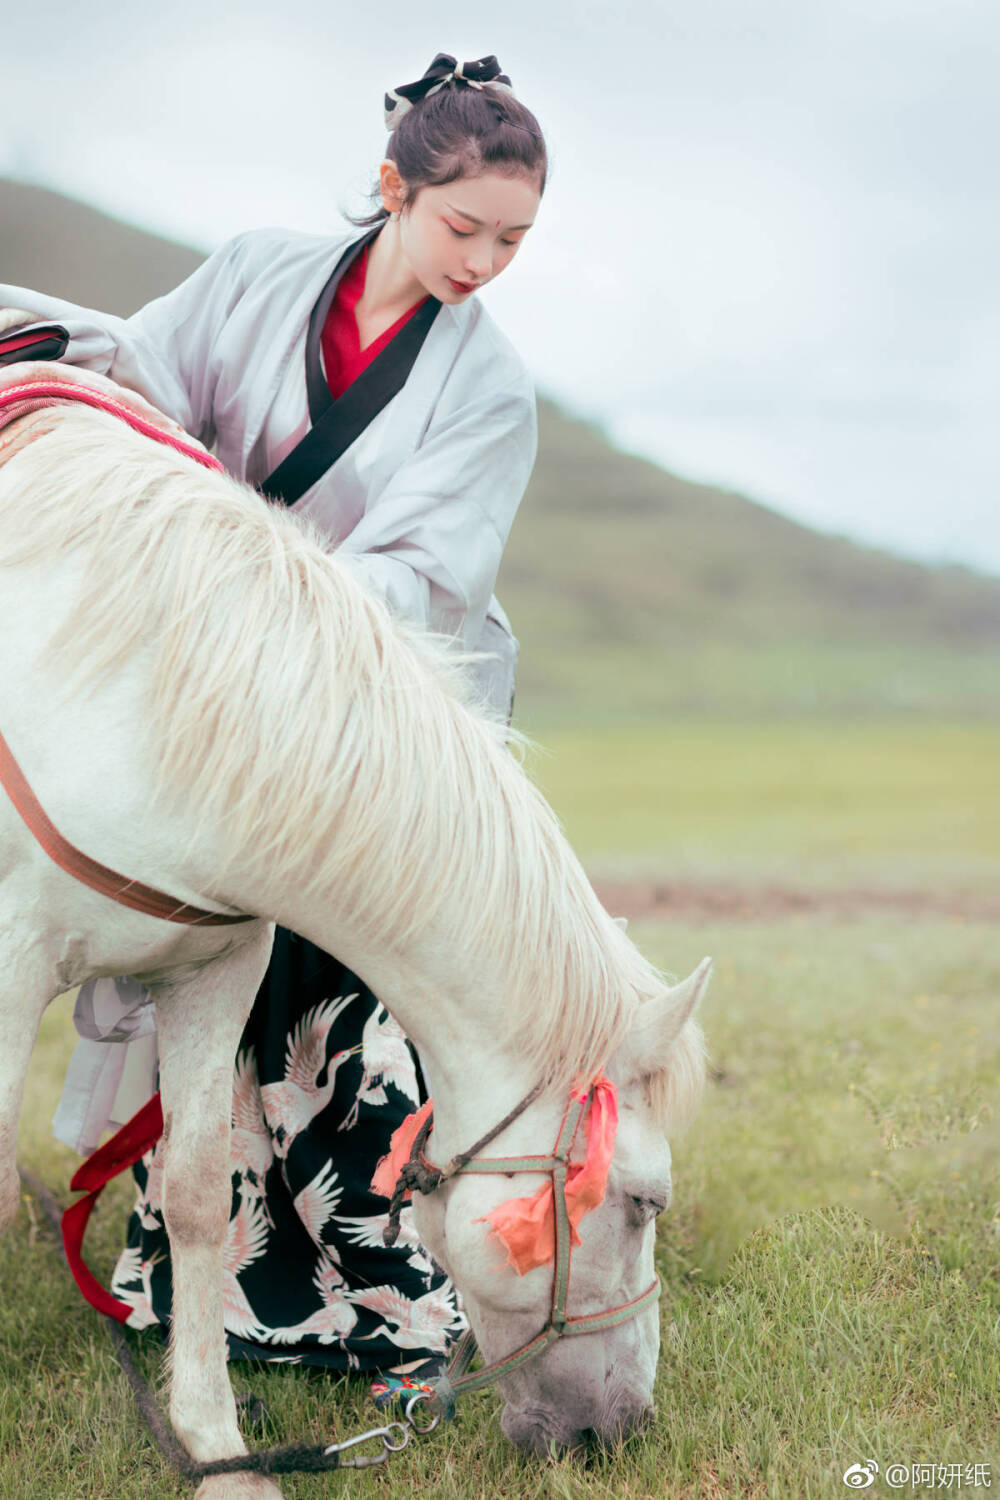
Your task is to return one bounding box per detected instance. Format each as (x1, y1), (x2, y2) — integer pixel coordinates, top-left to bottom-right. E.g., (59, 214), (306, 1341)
(496, 219), (501, 228)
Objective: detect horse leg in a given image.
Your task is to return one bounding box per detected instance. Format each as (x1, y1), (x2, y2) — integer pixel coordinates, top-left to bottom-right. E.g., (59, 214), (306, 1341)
(150, 923), (281, 1500)
(0, 934), (51, 1234)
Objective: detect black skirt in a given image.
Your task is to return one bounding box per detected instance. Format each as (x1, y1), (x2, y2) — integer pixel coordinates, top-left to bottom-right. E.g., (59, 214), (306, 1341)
(111, 928), (465, 1369)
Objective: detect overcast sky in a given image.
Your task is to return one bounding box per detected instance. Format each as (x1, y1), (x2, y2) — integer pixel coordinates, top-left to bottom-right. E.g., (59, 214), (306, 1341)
(2, 1), (997, 575)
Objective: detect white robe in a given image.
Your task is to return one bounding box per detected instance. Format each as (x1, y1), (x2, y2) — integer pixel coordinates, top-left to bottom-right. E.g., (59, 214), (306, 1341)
(1, 224), (537, 1152)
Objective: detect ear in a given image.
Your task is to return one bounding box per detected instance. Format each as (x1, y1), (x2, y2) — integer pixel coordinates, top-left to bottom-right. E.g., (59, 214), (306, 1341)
(624, 957), (712, 1079)
(379, 159), (407, 215)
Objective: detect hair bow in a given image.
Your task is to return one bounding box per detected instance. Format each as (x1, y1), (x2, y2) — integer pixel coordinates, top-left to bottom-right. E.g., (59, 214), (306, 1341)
(384, 52), (514, 131)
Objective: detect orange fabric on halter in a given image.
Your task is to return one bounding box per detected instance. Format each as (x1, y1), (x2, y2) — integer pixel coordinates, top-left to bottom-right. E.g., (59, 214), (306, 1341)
(368, 1078), (619, 1277)
(370, 1097), (433, 1200)
(476, 1075), (618, 1276)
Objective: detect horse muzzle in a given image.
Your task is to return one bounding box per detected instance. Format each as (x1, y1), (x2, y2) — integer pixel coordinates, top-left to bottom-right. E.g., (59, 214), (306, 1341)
(500, 1396), (655, 1458)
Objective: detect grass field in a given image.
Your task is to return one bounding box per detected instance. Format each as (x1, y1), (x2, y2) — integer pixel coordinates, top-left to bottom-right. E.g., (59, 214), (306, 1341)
(525, 719), (1000, 893)
(4, 720), (998, 1499)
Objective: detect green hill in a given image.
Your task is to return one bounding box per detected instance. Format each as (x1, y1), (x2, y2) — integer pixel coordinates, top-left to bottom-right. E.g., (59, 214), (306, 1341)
(3, 177), (998, 723)
(508, 404), (1000, 722)
(1, 179), (203, 315)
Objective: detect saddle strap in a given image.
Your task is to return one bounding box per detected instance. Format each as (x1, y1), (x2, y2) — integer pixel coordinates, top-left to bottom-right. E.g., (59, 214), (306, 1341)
(0, 726), (252, 925)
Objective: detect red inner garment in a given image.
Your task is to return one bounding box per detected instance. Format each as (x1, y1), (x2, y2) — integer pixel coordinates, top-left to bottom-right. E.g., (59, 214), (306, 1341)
(321, 243), (429, 401)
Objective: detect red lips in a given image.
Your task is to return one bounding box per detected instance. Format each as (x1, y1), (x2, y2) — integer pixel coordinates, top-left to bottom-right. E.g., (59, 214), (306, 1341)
(448, 277), (477, 293)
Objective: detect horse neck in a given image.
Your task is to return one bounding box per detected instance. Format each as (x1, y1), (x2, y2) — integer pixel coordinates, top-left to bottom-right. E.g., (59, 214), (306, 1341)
(262, 893), (543, 1151)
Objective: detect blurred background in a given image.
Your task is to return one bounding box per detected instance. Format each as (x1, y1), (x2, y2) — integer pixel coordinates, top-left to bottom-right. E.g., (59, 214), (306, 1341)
(1, 3), (999, 558)
(3, 0), (999, 723)
(4, 0), (998, 1280)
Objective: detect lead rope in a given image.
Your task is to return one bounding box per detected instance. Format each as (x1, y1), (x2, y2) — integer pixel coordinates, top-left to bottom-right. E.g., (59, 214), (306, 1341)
(16, 1163), (441, 1479)
(16, 1080), (660, 1476)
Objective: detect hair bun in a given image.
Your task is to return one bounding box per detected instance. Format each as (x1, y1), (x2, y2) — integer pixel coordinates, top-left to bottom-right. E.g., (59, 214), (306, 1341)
(384, 52), (514, 131)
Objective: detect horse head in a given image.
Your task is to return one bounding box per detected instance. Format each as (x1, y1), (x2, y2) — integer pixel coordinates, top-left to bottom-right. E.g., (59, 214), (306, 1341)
(407, 957), (710, 1457)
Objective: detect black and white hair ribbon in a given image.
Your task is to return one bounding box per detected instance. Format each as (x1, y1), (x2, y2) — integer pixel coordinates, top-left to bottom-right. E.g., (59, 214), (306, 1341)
(383, 52), (514, 131)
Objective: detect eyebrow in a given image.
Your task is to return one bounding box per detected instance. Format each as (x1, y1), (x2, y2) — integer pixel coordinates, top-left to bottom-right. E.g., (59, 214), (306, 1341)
(444, 203), (534, 231)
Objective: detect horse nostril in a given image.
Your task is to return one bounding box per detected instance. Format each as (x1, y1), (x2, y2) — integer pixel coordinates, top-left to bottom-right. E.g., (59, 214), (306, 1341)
(573, 1429), (599, 1467)
(583, 1425), (616, 1463)
(585, 1404), (656, 1459)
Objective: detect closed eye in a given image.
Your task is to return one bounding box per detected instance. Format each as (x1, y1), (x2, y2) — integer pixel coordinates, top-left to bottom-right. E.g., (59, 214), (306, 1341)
(445, 220), (522, 248)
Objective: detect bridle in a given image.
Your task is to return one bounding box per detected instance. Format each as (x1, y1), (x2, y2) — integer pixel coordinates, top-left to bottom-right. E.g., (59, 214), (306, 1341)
(383, 1078), (662, 1418)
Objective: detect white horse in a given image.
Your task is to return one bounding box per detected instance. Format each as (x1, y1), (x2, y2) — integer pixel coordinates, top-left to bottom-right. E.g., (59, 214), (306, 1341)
(0, 377), (708, 1499)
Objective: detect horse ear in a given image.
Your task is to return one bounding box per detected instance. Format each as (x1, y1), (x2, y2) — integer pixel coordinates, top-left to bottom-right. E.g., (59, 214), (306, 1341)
(624, 957), (712, 1079)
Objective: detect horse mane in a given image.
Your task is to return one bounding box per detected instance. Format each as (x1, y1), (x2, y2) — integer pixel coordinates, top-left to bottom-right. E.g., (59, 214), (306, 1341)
(0, 405), (703, 1116)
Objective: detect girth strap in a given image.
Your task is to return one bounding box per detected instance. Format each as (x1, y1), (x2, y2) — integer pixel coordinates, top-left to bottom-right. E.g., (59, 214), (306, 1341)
(0, 726), (252, 926)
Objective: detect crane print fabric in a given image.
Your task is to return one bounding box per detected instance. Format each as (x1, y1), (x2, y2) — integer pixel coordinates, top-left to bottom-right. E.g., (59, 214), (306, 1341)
(110, 929), (466, 1369)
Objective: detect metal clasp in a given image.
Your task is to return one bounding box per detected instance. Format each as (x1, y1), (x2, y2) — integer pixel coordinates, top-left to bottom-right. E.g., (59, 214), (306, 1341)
(324, 1419), (410, 1467)
(405, 1390), (442, 1434)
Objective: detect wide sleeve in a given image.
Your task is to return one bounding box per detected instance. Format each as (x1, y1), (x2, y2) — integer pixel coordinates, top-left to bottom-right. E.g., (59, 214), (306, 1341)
(335, 370), (537, 645)
(0, 233), (254, 444)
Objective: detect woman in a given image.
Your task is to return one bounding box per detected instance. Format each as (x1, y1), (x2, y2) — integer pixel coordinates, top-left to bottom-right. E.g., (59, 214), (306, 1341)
(0, 52), (545, 1384)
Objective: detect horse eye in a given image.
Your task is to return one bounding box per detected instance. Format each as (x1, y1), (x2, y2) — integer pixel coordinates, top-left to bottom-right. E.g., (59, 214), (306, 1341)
(628, 1193), (668, 1227)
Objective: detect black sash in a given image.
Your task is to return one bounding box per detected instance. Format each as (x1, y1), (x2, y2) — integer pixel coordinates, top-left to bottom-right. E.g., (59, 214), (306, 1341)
(263, 230), (441, 507)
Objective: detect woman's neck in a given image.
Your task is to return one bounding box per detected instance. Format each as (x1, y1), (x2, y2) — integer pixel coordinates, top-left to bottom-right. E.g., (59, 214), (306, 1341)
(358, 219), (426, 319)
